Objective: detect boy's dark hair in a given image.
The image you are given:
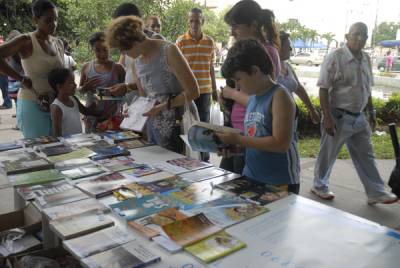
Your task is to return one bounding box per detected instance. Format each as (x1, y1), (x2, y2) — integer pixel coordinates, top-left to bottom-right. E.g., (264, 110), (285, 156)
(89, 32), (106, 47)
(32, 0), (56, 18)
(221, 38), (273, 79)
(48, 68), (72, 92)
(113, 2), (141, 18)
(190, 7), (202, 14)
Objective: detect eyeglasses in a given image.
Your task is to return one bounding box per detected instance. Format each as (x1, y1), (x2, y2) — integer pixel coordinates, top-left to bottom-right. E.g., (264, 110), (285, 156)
(350, 32), (368, 40)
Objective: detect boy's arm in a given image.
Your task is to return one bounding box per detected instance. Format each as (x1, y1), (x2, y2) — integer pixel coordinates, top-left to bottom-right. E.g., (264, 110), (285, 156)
(217, 89), (295, 153)
(50, 104), (63, 137)
(74, 96), (100, 116)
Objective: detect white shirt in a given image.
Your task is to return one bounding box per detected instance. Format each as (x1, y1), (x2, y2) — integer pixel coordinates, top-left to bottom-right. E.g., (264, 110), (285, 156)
(63, 54), (76, 70)
(51, 96), (82, 136)
(317, 45), (374, 113)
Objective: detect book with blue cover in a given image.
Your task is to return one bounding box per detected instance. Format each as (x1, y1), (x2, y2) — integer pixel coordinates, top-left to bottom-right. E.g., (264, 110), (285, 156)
(110, 194), (172, 221)
(103, 130), (140, 144)
(0, 141), (22, 152)
(88, 142), (130, 161)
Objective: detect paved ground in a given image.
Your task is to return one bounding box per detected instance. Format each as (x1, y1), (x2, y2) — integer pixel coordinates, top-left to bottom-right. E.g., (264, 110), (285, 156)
(0, 105), (399, 230)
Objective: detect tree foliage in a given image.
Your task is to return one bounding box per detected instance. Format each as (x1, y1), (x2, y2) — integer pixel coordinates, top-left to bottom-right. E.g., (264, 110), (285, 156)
(373, 22), (400, 45)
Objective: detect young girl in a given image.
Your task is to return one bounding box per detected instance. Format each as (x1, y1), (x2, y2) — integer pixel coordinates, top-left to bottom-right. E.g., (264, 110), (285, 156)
(48, 68), (102, 137)
(79, 31), (125, 132)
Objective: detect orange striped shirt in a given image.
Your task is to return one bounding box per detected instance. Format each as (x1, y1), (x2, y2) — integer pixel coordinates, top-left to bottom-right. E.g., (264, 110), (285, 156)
(176, 32), (215, 94)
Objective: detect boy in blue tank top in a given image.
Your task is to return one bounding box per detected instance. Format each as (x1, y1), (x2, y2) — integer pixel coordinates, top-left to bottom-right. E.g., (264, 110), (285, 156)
(217, 39), (300, 194)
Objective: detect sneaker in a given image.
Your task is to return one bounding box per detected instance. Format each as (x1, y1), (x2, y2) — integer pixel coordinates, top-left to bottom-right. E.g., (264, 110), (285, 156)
(311, 187), (335, 200)
(367, 192), (398, 205)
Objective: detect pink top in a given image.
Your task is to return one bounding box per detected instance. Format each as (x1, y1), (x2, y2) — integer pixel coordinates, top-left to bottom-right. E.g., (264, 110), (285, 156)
(264, 42), (281, 79)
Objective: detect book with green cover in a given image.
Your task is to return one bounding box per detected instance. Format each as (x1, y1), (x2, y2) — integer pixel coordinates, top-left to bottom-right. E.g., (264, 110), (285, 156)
(48, 148), (95, 163)
(185, 231), (246, 263)
(1, 152), (54, 175)
(9, 169), (65, 187)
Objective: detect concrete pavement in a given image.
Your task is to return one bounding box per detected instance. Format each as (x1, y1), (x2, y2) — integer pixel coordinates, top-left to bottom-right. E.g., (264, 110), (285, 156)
(0, 105), (399, 230)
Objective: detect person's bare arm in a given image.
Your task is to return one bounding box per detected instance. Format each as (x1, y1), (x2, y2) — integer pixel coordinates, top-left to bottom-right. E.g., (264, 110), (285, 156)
(217, 88), (295, 153)
(320, 88), (335, 136)
(221, 86), (249, 107)
(50, 104), (63, 137)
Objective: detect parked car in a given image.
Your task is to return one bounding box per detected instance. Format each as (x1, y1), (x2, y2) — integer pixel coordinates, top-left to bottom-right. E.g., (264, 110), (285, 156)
(290, 52), (324, 66)
(377, 56), (400, 72)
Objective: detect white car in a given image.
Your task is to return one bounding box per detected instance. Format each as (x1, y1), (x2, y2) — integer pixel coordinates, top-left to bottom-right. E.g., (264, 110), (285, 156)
(290, 52), (324, 66)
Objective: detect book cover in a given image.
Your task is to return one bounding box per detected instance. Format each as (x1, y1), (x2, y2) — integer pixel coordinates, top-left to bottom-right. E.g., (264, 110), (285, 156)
(2, 152), (54, 175)
(185, 231), (246, 263)
(62, 133), (101, 147)
(63, 226), (134, 259)
(96, 156), (143, 172)
(161, 213), (222, 247)
(167, 157), (212, 171)
(54, 157), (93, 170)
(82, 240), (161, 268)
(17, 179), (72, 201)
(20, 136), (59, 148)
(103, 130), (140, 144)
(48, 148), (95, 163)
(88, 142), (130, 161)
(118, 139), (152, 149)
(186, 197), (269, 228)
(131, 171), (177, 184)
(0, 234), (41, 257)
(9, 169), (65, 187)
(121, 164), (160, 178)
(216, 178), (289, 206)
(128, 208), (188, 239)
(188, 121), (241, 153)
(76, 172), (132, 198)
(110, 194), (172, 221)
(179, 167), (231, 183)
(141, 177), (190, 193)
(43, 198), (109, 220)
(50, 209), (114, 240)
(61, 164), (106, 180)
(35, 187), (90, 208)
(40, 143), (73, 156)
(122, 182), (154, 198)
(120, 96), (156, 132)
(0, 141), (22, 152)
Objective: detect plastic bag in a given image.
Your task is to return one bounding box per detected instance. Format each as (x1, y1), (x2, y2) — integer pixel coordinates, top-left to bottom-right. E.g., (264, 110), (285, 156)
(210, 102), (224, 126)
(182, 94), (200, 160)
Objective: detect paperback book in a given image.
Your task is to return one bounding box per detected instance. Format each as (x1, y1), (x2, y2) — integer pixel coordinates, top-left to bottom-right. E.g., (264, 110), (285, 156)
(63, 226), (134, 259)
(61, 164), (106, 180)
(0, 141), (22, 152)
(61, 133), (101, 148)
(20, 136), (59, 148)
(88, 142), (130, 161)
(103, 130), (140, 144)
(96, 156), (143, 172)
(110, 194), (172, 221)
(38, 143), (73, 156)
(54, 158), (93, 171)
(35, 187), (90, 208)
(1, 152), (54, 175)
(50, 209), (114, 240)
(48, 148), (95, 163)
(161, 213), (222, 247)
(166, 157), (212, 171)
(120, 96), (156, 132)
(9, 169), (65, 187)
(122, 182), (154, 198)
(17, 179), (72, 201)
(43, 198), (109, 220)
(118, 139), (152, 149)
(121, 164), (160, 178)
(185, 231), (246, 263)
(141, 177), (190, 193)
(81, 240), (161, 268)
(187, 121), (241, 153)
(179, 167), (231, 183)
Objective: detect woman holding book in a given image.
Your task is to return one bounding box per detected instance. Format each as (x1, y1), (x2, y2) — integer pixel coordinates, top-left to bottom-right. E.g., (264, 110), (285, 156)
(106, 16), (199, 153)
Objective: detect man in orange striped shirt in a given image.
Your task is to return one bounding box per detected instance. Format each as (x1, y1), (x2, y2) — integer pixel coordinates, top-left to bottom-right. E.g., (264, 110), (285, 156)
(176, 7), (217, 127)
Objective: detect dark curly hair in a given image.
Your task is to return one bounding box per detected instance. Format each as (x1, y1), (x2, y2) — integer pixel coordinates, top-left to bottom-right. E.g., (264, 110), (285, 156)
(106, 16), (146, 50)
(32, 0), (56, 18)
(221, 38), (273, 80)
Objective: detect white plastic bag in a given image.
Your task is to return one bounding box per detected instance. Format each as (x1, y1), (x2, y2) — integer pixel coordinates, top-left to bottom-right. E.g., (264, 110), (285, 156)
(182, 94), (200, 160)
(210, 102), (224, 126)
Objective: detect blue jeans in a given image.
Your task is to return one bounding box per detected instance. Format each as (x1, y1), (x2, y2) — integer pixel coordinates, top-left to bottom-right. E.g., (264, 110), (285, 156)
(0, 74), (11, 107)
(194, 93), (211, 161)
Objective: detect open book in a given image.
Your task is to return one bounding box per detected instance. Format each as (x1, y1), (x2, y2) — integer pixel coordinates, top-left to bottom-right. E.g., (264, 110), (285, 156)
(120, 96), (156, 132)
(187, 121), (241, 153)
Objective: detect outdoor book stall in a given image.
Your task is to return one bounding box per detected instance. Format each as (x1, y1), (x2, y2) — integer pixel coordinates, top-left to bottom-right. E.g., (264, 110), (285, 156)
(0, 132), (399, 268)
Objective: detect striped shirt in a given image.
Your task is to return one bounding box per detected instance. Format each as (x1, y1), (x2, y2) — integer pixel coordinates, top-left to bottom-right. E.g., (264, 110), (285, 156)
(176, 32), (214, 94)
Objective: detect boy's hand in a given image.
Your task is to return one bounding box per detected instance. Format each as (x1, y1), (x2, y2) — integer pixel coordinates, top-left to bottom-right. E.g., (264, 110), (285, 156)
(81, 77), (102, 93)
(220, 85), (235, 100)
(143, 104), (164, 117)
(109, 83), (127, 96)
(216, 132), (241, 145)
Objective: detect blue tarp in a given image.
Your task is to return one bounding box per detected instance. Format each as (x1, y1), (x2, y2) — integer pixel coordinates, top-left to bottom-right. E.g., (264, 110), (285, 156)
(379, 40), (400, 47)
(292, 39), (327, 49)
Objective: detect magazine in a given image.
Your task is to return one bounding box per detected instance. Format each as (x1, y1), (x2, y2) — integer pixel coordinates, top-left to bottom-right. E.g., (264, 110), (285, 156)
(120, 96), (156, 132)
(88, 143), (130, 161)
(96, 156), (143, 172)
(121, 164), (161, 178)
(103, 130), (140, 144)
(35, 187), (90, 209)
(63, 226), (134, 259)
(141, 177), (190, 193)
(185, 231), (246, 263)
(1, 152), (54, 175)
(43, 198), (109, 220)
(60, 164), (106, 180)
(17, 180), (72, 201)
(81, 240), (161, 268)
(166, 157), (212, 171)
(118, 139), (152, 150)
(187, 121), (241, 153)
(9, 169), (65, 187)
(54, 158), (93, 171)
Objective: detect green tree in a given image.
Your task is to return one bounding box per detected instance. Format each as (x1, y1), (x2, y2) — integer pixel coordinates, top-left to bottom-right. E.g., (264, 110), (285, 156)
(373, 22), (400, 46)
(321, 32), (336, 51)
(202, 7), (230, 44)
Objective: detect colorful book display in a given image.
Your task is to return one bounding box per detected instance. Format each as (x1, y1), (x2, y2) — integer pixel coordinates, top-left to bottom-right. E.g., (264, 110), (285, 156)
(1, 152), (53, 175)
(9, 169), (65, 187)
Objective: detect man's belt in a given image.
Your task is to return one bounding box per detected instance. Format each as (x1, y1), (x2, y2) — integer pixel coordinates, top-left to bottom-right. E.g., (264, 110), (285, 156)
(335, 108), (361, 116)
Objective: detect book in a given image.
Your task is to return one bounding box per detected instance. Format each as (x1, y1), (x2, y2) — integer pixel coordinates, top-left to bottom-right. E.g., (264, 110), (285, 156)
(187, 121), (241, 153)
(63, 226), (134, 259)
(20, 136), (59, 148)
(103, 130), (140, 144)
(88, 143), (130, 161)
(122, 182), (154, 198)
(1, 152), (54, 175)
(161, 213), (222, 247)
(76, 172), (133, 198)
(54, 158), (93, 170)
(118, 139), (152, 149)
(9, 169), (65, 187)
(179, 167), (231, 182)
(0, 141), (22, 152)
(152, 235), (182, 253)
(215, 177), (289, 206)
(121, 164), (160, 178)
(39, 143), (73, 156)
(81, 240), (161, 268)
(43, 198), (109, 220)
(96, 156), (143, 172)
(50, 209), (114, 240)
(61, 164), (106, 180)
(141, 177), (190, 193)
(128, 208), (188, 239)
(48, 148), (95, 163)
(120, 96), (156, 132)
(185, 231), (246, 263)
(110, 194), (172, 221)
(0, 233), (41, 257)
(186, 197), (269, 228)
(35, 187), (90, 209)
(62, 133), (101, 148)
(17, 179), (72, 201)
(95, 87), (124, 101)
(166, 157), (212, 171)
(0, 148), (26, 162)
(129, 171), (177, 184)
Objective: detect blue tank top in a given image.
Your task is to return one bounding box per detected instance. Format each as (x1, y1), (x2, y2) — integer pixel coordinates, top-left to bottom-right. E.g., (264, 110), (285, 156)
(243, 84), (300, 185)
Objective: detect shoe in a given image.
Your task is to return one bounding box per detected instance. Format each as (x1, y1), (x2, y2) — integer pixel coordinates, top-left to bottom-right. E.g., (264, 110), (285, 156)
(12, 114), (16, 118)
(367, 192), (398, 205)
(0, 105), (12, 110)
(12, 125), (19, 130)
(311, 187), (335, 200)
